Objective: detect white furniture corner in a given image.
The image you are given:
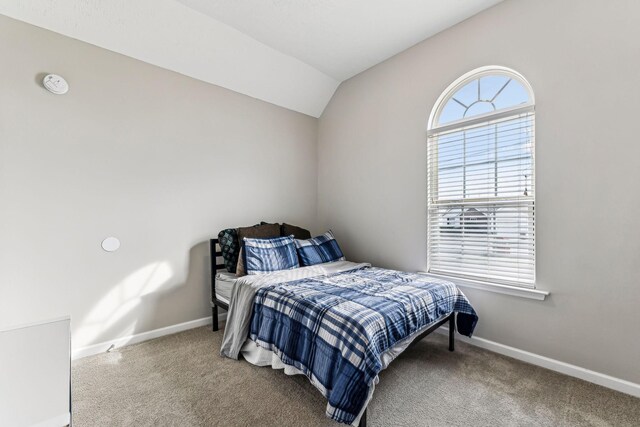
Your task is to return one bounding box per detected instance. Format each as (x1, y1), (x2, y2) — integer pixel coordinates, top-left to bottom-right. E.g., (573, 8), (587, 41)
(0, 316), (71, 427)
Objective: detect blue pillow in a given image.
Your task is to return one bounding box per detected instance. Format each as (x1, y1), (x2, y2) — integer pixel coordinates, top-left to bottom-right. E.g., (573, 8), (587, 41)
(243, 235), (299, 275)
(295, 231), (345, 266)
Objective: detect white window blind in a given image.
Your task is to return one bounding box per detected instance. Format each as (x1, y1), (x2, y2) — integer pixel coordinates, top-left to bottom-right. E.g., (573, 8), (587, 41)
(427, 68), (535, 288)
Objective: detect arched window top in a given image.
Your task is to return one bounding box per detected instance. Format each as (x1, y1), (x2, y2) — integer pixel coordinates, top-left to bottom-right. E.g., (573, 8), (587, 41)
(429, 66), (534, 130)
(426, 65), (536, 288)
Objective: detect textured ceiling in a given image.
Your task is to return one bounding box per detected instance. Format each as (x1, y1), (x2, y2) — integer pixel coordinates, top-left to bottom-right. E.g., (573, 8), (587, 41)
(178, 0), (503, 81)
(1, 0), (503, 117)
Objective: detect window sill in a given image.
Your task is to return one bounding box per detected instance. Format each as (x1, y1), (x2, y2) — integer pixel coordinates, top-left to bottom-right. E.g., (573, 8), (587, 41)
(416, 272), (549, 301)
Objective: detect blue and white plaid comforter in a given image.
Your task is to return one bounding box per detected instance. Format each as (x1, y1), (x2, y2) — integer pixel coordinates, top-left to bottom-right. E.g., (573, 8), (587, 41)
(249, 266), (478, 424)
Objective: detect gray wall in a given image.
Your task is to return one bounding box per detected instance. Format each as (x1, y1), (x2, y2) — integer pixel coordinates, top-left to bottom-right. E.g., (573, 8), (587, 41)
(318, 0), (640, 383)
(3, 0), (639, 384)
(0, 15), (318, 349)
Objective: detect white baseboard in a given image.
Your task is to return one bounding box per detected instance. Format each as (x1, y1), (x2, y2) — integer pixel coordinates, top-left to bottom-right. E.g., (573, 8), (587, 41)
(72, 314), (226, 360)
(72, 315), (639, 398)
(436, 328), (640, 398)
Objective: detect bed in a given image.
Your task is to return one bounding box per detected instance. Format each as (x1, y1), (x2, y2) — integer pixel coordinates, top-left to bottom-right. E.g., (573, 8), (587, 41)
(209, 238), (478, 427)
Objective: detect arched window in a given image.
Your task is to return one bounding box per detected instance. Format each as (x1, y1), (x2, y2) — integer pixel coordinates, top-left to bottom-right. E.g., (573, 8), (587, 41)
(427, 66), (535, 288)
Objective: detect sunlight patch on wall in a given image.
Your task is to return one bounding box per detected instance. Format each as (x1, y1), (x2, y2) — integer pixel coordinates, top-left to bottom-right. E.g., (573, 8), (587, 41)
(74, 262), (174, 348)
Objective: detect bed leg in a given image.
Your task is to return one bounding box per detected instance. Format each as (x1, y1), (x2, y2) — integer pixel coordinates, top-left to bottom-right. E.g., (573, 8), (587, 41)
(358, 408), (367, 427)
(448, 313), (455, 352)
(212, 305), (219, 332)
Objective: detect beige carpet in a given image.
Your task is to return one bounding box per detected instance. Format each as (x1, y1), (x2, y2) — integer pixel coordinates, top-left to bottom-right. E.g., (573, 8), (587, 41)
(72, 326), (639, 426)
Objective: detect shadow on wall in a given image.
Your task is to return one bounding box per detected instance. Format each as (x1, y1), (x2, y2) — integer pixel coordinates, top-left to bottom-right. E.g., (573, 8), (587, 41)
(73, 241), (213, 350)
(34, 72), (48, 87)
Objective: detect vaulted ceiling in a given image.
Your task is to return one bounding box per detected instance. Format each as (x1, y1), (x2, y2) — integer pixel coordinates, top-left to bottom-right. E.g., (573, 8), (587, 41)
(1, 0), (503, 117)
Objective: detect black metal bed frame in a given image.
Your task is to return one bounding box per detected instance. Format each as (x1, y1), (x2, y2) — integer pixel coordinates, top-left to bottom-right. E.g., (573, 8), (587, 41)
(209, 238), (456, 427)
(210, 239), (228, 332)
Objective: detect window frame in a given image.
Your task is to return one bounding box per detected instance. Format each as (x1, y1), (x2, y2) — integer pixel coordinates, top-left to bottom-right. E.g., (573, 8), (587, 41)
(428, 66), (535, 132)
(426, 65), (537, 290)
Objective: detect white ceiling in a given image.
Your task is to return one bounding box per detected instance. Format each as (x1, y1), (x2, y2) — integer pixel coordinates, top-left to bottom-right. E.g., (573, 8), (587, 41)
(178, 0), (503, 81)
(1, 0), (502, 117)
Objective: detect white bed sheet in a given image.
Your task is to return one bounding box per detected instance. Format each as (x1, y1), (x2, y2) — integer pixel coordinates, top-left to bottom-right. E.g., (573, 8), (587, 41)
(240, 339), (371, 426)
(214, 271), (237, 304)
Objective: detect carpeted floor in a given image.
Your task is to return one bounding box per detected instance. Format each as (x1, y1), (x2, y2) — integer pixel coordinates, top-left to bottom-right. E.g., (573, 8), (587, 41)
(72, 326), (639, 426)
